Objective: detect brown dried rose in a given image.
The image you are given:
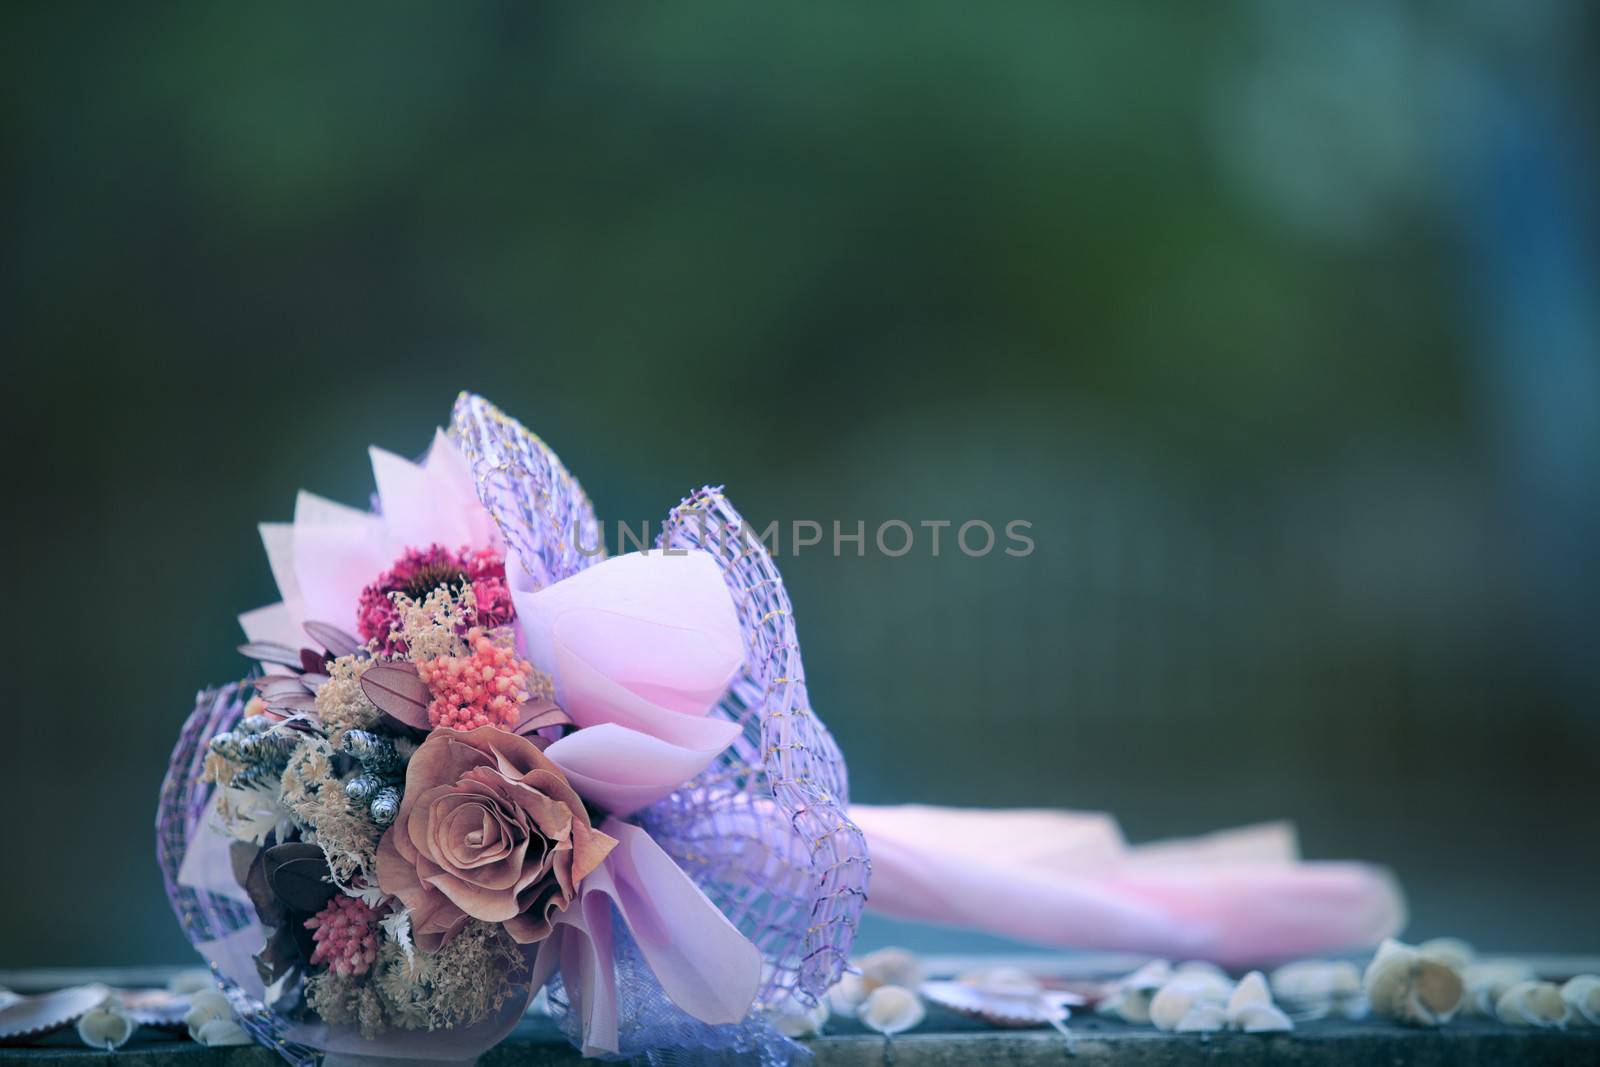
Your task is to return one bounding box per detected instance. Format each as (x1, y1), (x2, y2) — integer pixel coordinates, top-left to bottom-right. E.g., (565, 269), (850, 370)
(375, 725), (616, 950)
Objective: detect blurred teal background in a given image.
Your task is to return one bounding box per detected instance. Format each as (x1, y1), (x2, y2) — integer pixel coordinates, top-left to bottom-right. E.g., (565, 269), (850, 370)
(4, 2), (1598, 967)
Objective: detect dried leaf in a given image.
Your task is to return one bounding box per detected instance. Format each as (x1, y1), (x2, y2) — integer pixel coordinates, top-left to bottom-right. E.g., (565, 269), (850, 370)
(252, 674), (303, 689)
(265, 693), (318, 713)
(257, 678), (310, 700)
(360, 662), (432, 729)
(254, 925), (302, 985)
(516, 697), (572, 735)
(243, 849), (285, 927)
(263, 843), (336, 914)
(304, 621), (364, 659)
(299, 649), (330, 675)
(238, 642), (304, 668)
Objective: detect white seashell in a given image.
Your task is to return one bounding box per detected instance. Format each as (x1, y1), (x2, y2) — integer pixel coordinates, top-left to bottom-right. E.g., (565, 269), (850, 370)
(921, 979), (1078, 1032)
(828, 972), (870, 1014)
(1270, 959), (1366, 1020)
(1233, 1002), (1294, 1033)
(1097, 960), (1171, 1024)
(76, 998), (135, 1051)
(858, 985), (925, 1036)
(858, 948), (926, 991)
(1562, 975), (1600, 1028)
(1227, 971), (1272, 1013)
(1363, 939), (1463, 1027)
(1148, 985), (1196, 1032)
(956, 966), (1042, 998)
(1495, 980), (1569, 1028)
(1147, 971), (1232, 1032)
(184, 989), (238, 1044)
(1175, 971), (1235, 1004)
(1123, 960), (1174, 991)
(118, 988), (193, 1028)
(0, 984), (112, 1043)
(1098, 988), (1153, 1025)
(195, 1017), (254, 1046)
(1463, 960), (1538, 1017)
(1175, 1004), (1228, 1032)
(1418, 938), (1476, 972)
(165, 969), (215, 995)
(768, 991), (829, 1038)
(1561, 975), (1599, 1027)
(1174, 960), (1230, 982)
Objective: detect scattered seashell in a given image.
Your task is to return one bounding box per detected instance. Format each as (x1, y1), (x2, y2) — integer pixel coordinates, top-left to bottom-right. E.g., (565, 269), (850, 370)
(1363, 939), (1464, 1027)
(1233, 1002), (1294, 1033)
(76, 998), (135, 1051)
(768, 990), (829, 1039)
(0, 985), (112, 1044)
(1097, 960), (1171, 1024)
(858, 948), (926, 991)
(1175, 1004), (1228, 1033)
(195, 1017), (253, 1046)
(828, 947), (926, 1016)
(923, 972), (1079, 1034)
(956, 966), (1042, 997)
(165, 969), (216, 996)
(1270, 959), (1366, 1020)
(1122, 960), (1174, 991)
(1145, 979), (1228, 1036)
(117, 989), (193, 1029)
(184, 989), (242, 1045)
(1215, 971), (1295, 1033)
(1463, 960), (1538, 1017)
(1174, 960), (1231, 982)
(858, 985), (926, 1036)
(828, 971), (870, 1014)
(1418, 938), (1477, 972)
(1227, 971), (1271, 1013)
(1495, 980), (1569, 1028)
(1562, 975), (1600, 1027)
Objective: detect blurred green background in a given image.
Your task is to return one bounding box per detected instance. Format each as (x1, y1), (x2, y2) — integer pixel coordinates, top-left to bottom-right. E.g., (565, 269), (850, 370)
(4, 1), (1598, 968)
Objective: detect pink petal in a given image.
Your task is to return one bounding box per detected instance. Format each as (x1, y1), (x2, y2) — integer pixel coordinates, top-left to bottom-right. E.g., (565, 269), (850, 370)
(544, 724), (729, 817)
(370, 445), (472, 550)
(514, 551), (743, 746)
(238, 602), (304, 648)
(425, 429), (501, 549)
(258, 521), (302, 621)
(291, 491), (391, 634)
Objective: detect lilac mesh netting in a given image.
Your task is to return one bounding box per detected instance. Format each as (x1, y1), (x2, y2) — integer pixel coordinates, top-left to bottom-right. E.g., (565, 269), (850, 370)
(156, 681), (320, 1067)
(450, 392), (604, 591)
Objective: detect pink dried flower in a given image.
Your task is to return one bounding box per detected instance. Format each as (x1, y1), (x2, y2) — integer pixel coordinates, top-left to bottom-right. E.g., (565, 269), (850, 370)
(305, 895), (380, 977)
(417, 628), (532, 731)
(357, 545), (513, 652)
(462, 547), (514, 629)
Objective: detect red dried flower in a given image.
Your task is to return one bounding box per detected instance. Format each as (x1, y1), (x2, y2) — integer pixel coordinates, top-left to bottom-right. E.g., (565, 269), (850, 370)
(357, 544), (513, 652)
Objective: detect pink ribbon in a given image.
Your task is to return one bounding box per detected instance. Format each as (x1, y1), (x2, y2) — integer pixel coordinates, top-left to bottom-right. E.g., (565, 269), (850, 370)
(529, 820), (764, 1057)
(853, 804), (1406, 968)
